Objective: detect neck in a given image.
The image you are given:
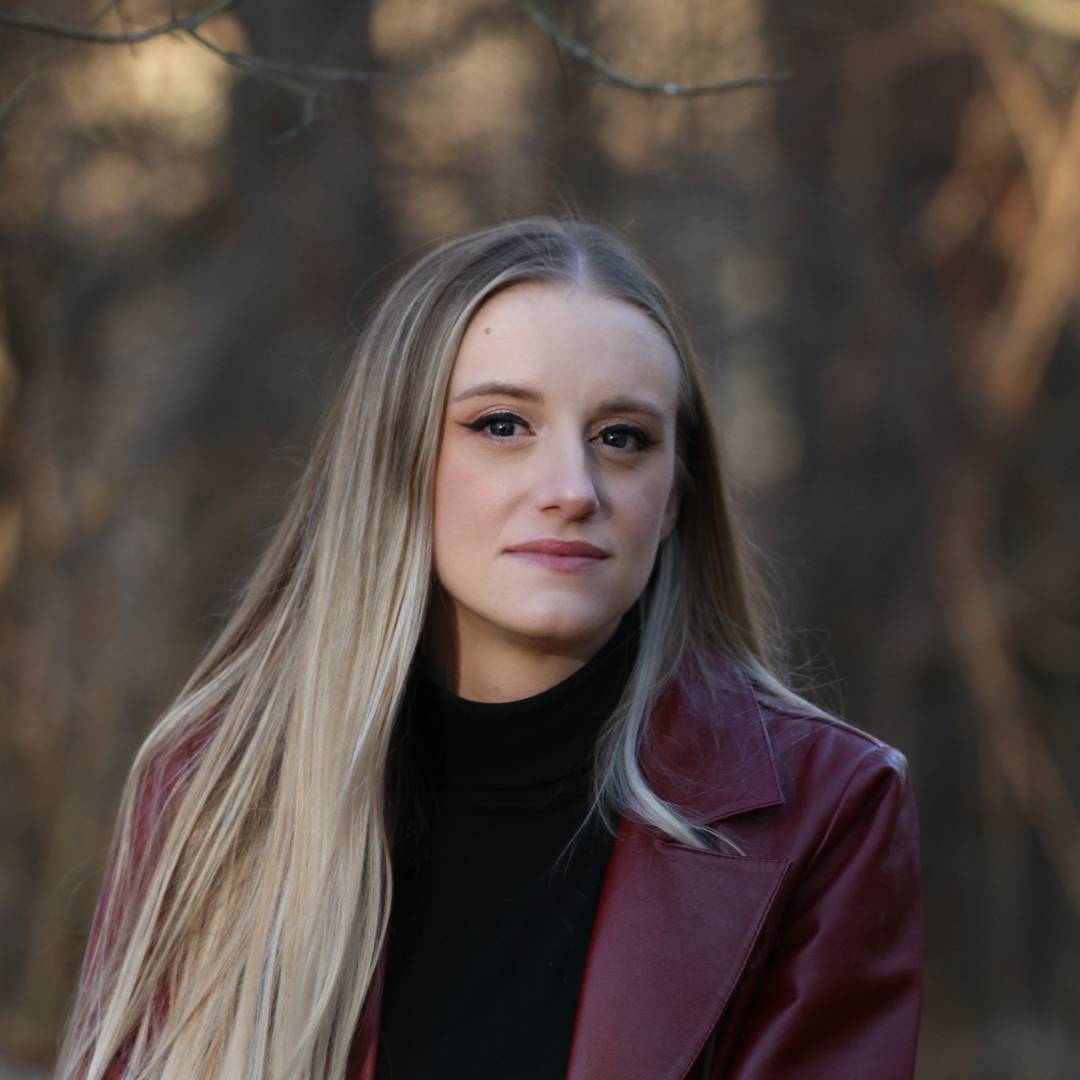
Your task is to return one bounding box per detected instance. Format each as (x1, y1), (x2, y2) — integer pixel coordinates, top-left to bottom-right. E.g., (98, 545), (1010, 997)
(423, 600), (621, 703)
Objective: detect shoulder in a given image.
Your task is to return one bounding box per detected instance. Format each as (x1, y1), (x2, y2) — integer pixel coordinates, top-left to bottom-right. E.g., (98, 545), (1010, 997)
(755, 688), (911, 805)
(737, 685), (918, 887)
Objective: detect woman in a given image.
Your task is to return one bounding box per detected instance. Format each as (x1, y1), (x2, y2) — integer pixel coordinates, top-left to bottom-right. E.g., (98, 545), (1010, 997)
(59, 218), (921, 1080)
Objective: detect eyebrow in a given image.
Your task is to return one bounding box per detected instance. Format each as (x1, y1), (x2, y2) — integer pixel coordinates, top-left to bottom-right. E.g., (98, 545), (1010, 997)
(451, 384), (669, 424)
(451, 382), (543, 404)
(596, 397), (668, 424)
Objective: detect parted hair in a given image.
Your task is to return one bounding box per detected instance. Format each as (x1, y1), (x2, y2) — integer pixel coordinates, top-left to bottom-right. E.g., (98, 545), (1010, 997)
(59, 217), (784, 1080)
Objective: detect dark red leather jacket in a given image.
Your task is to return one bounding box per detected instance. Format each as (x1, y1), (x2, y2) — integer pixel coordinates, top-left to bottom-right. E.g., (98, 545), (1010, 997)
(98, 653), (922, 1080)
(355, 653), (923, 1080)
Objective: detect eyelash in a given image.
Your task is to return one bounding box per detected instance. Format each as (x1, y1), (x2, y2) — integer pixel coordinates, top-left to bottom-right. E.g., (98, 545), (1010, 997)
(465, 411), (528, 438)
(465, 411), (655, 451)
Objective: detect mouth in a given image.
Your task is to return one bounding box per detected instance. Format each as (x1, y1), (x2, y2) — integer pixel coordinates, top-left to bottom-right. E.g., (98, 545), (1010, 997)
(504, 538), (611, 572)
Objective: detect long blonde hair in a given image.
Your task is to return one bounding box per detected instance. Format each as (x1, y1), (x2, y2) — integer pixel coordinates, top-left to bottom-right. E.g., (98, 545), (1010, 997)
(59, 218), (782, 1080)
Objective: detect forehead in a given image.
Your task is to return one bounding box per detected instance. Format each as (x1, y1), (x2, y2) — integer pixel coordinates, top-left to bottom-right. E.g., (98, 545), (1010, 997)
(450, 283), (682, 403)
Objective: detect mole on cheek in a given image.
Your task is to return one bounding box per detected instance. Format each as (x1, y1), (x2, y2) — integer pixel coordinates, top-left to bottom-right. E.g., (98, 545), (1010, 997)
(484, 327), (491, 334)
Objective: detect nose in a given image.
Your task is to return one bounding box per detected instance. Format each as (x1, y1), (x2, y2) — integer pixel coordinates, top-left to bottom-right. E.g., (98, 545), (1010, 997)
(533, 435), (601, 520)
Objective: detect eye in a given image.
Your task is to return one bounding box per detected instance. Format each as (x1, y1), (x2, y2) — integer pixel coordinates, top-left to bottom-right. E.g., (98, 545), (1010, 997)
(466, 411), (529, 438)
(595, 424), (653, 451)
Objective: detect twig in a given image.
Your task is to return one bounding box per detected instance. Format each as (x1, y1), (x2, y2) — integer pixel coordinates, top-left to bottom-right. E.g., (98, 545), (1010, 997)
(189, 29), (319, 102)
(184, 28), (322, 139)
(187, 28), (383, 86)
(186, 29), (397, 140)
(0, 2), (390, 138)
(194, 28), (327, 142)
(0, 0), (124, 124)
(265, 95), (318, 146)
(516, 0), (790, 96)
(114, 0), (138, 58)
(0, 0), (236, 44)
(0, 0), (787, 142)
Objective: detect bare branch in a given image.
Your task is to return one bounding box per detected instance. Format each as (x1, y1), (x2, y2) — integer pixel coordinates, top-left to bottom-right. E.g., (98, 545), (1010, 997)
(0, 0), (235, 44)
(184, 28), (324, 140)
(0, 0), (124, 125)
(0, 2), (390, 137)
(187, 28), (384, 86)
(0, 0), (788, 140)
(188, 29), (319, 101)
(185, 28), (396, 140)
(517, 0), (790, 96)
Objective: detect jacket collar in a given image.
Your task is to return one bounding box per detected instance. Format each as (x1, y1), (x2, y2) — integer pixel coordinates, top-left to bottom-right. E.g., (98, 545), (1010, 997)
(641, 651), (783, 822)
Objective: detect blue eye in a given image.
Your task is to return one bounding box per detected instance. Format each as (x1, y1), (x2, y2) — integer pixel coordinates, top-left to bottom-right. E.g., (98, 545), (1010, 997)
(597, 425), (652, 451)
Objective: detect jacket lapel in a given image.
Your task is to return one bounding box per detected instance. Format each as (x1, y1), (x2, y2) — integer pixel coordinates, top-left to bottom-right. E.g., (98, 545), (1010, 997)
(565, 656), (790, 1080)
(640, 654), (784, 823)
(565, 824), (789, 1080)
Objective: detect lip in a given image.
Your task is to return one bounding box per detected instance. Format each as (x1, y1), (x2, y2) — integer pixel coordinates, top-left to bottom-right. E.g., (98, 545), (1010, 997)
(505, 538), (611, 572)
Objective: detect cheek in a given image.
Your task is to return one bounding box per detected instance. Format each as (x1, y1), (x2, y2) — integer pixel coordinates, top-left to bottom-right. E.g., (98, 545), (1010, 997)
(611, 461), (677, 550)
(432, 442), (511, 576)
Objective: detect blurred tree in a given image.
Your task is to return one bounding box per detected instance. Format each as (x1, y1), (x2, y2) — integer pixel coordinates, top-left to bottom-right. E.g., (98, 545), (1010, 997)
(0, 0), (1078, 1075)
(0, 0), (394, 1063)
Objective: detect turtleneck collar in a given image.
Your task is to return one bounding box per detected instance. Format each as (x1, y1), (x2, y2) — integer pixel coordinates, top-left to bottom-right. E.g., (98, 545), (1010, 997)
(407, 610), (639, 813)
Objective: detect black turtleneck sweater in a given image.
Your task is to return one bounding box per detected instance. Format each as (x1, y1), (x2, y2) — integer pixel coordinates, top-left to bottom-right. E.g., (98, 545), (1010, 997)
(375, 617), (637, 1080)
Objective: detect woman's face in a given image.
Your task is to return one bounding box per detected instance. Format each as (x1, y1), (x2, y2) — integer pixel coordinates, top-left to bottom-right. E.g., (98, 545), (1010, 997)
(432, 283), (682, 676)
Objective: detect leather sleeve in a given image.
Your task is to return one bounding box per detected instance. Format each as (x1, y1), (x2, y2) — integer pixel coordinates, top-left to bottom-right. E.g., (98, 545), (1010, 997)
(714, 745), (923, 1080)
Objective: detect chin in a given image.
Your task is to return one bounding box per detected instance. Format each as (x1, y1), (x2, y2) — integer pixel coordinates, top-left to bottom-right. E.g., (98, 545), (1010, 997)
(493, 593), (625, 651)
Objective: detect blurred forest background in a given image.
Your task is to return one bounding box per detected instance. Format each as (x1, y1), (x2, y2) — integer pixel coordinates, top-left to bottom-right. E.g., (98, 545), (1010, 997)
(0, 0), (1079, 1074)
